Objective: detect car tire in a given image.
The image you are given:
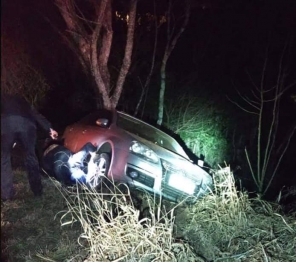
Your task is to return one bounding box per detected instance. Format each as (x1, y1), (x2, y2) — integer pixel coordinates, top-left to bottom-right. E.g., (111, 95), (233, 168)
(86, 153), (111, 188)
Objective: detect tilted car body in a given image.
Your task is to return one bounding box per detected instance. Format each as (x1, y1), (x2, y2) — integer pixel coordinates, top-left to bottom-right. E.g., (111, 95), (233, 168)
(62, 109), (213, 202)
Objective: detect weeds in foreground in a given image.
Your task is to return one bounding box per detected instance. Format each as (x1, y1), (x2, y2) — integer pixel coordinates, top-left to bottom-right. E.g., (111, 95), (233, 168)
(182, 166), (296, 261)
(54, 180), (198, 261)
(50, 167), (296, 261)
(2, 167), (295, 261)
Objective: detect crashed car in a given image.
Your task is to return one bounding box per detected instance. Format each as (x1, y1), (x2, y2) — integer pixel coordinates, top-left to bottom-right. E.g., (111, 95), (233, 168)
(62, 109), (213, 202)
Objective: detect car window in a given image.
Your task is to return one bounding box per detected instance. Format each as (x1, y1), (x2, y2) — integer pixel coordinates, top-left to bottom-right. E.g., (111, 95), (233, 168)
(117, 113), (189, 159)
(79, 110), (113, 127)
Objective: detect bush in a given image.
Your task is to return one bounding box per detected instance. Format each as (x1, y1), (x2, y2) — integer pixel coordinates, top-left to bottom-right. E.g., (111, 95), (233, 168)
(164, 94), (229, 167)
(176, 166), (296, 261)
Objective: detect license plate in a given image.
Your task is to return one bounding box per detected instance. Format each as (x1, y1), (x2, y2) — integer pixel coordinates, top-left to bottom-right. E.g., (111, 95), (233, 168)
(168, 173), (195, 195)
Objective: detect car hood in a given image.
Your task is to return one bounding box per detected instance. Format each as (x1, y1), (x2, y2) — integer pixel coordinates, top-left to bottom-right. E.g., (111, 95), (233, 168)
(127, 131), (212, 183)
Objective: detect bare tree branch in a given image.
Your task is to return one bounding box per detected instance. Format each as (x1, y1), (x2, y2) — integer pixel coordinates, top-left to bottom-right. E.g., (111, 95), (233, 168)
(226, 96), (259, 115)
(112, 0), (138, 108)
(238, 40), (295, 195)
(56, 0), (137, 110)
(135, 0), (158, 117)
(157, 0), (190, 125)
(245, 69), (259, 90)
(235, 88), (260, 110)
(90, 0), (110, 108)
(263, 125), (296, 195)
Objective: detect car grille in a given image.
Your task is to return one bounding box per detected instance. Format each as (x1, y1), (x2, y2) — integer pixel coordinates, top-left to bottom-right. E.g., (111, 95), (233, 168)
(136, 173), (155, 188)
(161, 183), (188, 200)
(126, 167), (155, 188)
(160, 159), (196, 201)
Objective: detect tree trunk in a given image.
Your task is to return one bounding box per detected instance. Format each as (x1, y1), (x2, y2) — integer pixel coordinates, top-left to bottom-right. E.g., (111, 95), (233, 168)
(98, 0), (113, 95)
(134, 1), (158, 117)
(56, 0), (137, 110)
(157, 0), (190, 125)
(111, 0), (138, 108)
(157, 55), (168, 125)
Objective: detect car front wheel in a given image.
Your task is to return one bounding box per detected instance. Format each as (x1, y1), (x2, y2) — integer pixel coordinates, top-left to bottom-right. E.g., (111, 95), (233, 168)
(86, 153), (110, 188)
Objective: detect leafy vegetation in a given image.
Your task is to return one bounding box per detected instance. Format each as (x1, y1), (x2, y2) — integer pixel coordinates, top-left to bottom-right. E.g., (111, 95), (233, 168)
(164, 93), (230, 167)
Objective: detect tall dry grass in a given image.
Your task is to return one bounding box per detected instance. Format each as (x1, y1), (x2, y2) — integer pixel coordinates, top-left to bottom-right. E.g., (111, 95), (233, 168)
(54, 179), (199, 262)
(49, 167), (295, 261)
(181, 166), (296, 261)
(4, 162), (294, 261)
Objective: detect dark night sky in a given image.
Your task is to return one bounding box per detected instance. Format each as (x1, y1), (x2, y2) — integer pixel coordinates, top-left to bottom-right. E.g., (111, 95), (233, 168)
(173, 0), (296, 87)
(2, 0), (295, 99)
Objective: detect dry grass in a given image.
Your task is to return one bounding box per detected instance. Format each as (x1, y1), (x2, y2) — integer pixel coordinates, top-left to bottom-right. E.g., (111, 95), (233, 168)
(176, 166), (296, 261)
(52, 179), (199, 262)
(2, 165), (295, 262)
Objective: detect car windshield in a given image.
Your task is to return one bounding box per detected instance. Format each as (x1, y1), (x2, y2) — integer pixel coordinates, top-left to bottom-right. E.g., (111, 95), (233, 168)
(117, 112), (189, 159)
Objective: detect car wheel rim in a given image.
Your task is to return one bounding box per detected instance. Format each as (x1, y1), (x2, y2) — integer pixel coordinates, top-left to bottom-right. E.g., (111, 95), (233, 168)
(87, 157), (107, 188)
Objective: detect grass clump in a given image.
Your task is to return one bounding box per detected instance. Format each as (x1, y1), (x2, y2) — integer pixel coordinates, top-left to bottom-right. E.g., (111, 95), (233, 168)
(2, 164), (295, 261)
(55, 180), (199, 261)
(175, 166), (296, 261)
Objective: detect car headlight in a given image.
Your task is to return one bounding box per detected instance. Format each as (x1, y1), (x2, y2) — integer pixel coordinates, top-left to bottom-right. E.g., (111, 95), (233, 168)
(130, 141), (159, 164)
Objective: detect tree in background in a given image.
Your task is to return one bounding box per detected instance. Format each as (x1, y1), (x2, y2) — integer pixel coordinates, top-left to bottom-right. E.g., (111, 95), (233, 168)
(157, 0), (190, 125)
(55, 0), (137, 110)
(133, 2), (159, 117)
(1, 36), (50, 108)
(230, 43), (296, 196)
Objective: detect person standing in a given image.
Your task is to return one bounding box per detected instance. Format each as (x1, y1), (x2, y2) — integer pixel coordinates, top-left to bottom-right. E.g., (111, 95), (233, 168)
(1, 93), (58, 200)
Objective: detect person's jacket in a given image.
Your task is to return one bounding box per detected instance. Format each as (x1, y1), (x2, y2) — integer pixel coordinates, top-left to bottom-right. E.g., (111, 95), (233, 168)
(1, 93), (52, 132)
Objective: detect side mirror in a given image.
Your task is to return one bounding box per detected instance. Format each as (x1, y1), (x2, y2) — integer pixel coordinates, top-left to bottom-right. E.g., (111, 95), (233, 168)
(96, 118), (109, 127)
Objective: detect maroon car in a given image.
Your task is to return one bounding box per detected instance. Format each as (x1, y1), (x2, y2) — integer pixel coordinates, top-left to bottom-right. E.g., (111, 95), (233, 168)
(62, 109), (213, 202)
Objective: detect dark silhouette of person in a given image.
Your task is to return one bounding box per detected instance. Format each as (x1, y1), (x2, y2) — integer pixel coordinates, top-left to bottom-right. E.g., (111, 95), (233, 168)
(1, 93), (58, 200)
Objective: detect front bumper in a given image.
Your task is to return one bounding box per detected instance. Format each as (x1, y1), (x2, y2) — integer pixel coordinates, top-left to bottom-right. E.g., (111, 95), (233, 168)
(125, 156), (212, 202)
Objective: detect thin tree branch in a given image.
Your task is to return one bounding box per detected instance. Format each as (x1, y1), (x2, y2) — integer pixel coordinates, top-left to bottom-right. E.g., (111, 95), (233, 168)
(226, 96), (259, 115)
(245, 147), (259, 190)
(112, 0), (138, 107)
(263, 125), (296, 195)
(235, 88), (261, 109)
(261, 40), (288, 178)
(245, 69), (259, 91)
(136, 0), (158, 117)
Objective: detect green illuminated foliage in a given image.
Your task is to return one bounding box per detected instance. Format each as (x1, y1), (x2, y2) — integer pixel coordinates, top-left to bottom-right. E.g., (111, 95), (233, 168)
(164, 94), (229, 167)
